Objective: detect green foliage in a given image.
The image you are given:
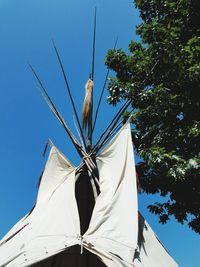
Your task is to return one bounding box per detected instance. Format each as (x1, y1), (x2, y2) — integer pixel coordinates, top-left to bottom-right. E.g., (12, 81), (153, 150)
(106, 0), (200, 233)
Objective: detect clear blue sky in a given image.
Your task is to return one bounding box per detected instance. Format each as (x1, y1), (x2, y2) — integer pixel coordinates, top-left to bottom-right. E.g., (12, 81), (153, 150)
(0, 1), (199, 266)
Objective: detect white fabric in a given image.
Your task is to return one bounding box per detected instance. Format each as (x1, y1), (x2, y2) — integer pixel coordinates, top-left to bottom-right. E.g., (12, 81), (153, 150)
(0, 123), (138, 267)
(133, 217), (178, 267)
(83, 123), (138, 264)
(0, 147), (79, 267)
(0, 123), (178, 267)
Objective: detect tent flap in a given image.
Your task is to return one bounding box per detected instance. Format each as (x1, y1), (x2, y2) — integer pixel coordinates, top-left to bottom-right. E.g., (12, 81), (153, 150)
(83, 123), (138, 264)
(0, 146), (79, 267)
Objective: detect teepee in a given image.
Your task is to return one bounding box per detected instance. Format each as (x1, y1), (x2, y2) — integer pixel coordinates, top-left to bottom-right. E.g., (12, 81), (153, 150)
(0, 10), (179, 267)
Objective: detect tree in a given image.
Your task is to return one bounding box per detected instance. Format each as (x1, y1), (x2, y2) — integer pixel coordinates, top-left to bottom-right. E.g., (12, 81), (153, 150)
(105, 0), (200, 233)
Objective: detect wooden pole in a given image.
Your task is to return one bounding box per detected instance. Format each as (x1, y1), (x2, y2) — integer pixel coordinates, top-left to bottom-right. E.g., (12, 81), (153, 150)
(92, 37), (118, 133)
(87, 7), (97, 151)
(52, 40), (87, 151)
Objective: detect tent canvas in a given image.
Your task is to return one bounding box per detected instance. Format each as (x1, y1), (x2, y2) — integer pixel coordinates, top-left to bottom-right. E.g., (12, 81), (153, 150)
(0, 123), (139, 267)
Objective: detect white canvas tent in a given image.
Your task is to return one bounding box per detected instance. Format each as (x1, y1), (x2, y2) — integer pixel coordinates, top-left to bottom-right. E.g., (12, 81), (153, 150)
(0, 123), (178, 267)
(0, 11), (179, 266)
(0, 124), (137, 267)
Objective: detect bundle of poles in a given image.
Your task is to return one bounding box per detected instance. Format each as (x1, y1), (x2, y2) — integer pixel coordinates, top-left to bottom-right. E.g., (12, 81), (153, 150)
(29, 8), (158, 199)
